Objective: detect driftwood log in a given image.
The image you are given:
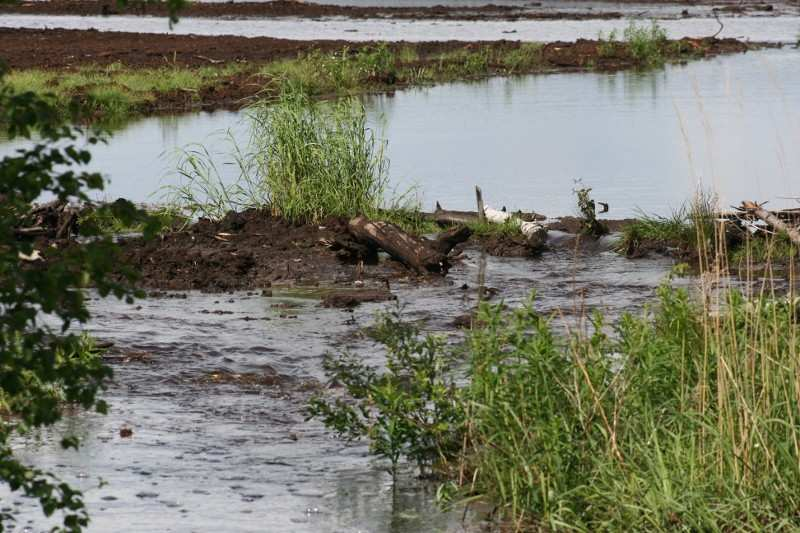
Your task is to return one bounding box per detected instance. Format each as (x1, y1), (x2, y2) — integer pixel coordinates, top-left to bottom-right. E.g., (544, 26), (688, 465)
(741, 201), (800, 246)
(426, 202), (546, 226)
(15, 200), (80, 239)
(347, 216), (471, 274)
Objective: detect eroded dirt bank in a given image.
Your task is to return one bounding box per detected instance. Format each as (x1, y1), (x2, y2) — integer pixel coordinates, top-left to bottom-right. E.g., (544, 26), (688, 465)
(0, 0), (793, 20)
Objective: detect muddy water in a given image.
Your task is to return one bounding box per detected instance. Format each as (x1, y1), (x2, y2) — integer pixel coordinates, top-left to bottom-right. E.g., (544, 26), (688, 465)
(2, 235), (678, 532)
(1, 13), (799, 42)
(3, 48), (799, 218)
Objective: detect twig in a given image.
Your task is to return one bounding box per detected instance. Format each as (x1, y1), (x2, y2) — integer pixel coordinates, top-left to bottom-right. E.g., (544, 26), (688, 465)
(711, 10), (724, 39)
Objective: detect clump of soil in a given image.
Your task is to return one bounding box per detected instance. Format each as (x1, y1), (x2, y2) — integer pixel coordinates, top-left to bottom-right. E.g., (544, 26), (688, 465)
(474, 234), (544, 258)
(115, 209), (404, 291)
(548, 217), (635, 234)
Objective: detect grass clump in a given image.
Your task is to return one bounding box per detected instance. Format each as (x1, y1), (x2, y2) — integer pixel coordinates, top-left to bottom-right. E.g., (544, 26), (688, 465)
(250, 89), (388, 223)
(499, 43), (545, 73)
(165, 86), (402, 225)
(311, 270), (800, 530)
(625, 20), (669, 66)
(598, 21), (669, 68)
(619, 195), (715, 257)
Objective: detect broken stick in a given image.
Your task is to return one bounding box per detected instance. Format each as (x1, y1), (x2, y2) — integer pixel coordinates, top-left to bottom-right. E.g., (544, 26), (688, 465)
(741, 201), (800, 246)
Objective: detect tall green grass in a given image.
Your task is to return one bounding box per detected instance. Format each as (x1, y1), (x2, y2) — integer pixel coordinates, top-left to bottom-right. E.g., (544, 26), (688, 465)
(462, 256), (800, 530)
(310, 197), (800, 530)
(249, 89), (389, 223)
(165, 88), (392, 224)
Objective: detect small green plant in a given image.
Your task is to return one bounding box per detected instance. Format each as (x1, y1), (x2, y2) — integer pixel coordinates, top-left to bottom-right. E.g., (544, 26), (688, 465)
(574, 186), (609, 236)
(500, 43), (545, 73)
(307, 310), (465, 477)
(597, 29), (619, 57)
(624, 20), (668, 67)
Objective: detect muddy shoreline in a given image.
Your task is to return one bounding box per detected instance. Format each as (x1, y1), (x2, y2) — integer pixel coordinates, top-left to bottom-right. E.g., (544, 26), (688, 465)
(85, 210), (634, 292)
(1, 27), (754, 71)
(0, 0), (792, 20)
(1, 27), (757, 118)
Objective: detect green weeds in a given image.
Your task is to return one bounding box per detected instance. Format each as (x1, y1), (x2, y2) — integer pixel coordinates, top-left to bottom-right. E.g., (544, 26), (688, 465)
(310, 273), (800, 530)
(598, 21), (670, 68)
(164, 87), (395, 224)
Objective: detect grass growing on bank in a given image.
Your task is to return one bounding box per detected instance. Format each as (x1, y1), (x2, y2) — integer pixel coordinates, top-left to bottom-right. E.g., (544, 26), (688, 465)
(620, 195), (799, 266)
(3, 63), (246, 126)
(599, 20), (671, 68)
(619, 195), (715, 257)
(164, 87), (430, 228)
(4, 26), (726, 126)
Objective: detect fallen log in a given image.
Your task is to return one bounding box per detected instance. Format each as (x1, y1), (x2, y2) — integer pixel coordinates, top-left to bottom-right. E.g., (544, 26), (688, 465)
(326, 233), (379, 264)
(347, 216), (469, 274)
(484, 206), (548, 249)
(426, 202), (546, 226)
(741, 201), (800, 246)
(430, 224), (472, 255)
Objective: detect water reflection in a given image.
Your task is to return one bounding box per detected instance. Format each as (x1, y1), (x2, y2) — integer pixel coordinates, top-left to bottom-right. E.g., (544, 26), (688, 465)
(1, 48), (799, 217)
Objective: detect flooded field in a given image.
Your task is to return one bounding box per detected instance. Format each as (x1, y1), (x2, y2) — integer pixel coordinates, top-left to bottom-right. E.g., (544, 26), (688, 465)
(3, 233), (678, 532)
(2, 13), (799, 42)
(3, 47), (798, 218)
(4, 4), (800, 532)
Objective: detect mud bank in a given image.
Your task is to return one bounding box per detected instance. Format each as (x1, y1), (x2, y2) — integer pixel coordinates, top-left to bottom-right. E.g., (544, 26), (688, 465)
(0, 27), (756, 119)
(0, 0), (793, 20)
(102, 209), (637, 291)
(0, 0), (626, 20)
(1, 28), (753, 71)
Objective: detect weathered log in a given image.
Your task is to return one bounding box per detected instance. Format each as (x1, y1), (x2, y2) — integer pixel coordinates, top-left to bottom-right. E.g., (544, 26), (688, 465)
(484, 206), (548, 249)
(348, 216), (452, 274)
(430, 224), (472, 255)
(475, 186), (487, 223)
(427, 203), (546, 226)
(741, 201), (800, 246)
(327, 233), (379, 264)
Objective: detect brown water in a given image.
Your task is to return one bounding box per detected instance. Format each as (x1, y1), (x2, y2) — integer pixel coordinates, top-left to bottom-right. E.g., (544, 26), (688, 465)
(2, 240), (680, 532)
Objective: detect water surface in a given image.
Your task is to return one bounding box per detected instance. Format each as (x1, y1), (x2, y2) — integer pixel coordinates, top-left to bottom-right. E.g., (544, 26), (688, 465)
(2, 13), (799, 42)
(3, 48), (798, 218)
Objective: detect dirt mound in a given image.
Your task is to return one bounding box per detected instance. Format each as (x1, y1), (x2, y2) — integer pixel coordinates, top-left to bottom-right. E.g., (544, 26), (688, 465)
(115, 210), (404, 291)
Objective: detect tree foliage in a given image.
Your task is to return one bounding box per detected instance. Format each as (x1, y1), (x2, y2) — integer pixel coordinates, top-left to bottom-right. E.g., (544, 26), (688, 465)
(0, 3), (173, 525)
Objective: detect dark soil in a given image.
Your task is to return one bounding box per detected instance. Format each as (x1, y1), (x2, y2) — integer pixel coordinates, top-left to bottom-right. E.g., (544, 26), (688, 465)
(0, 0), (627, 20)
(0, 0), (792, 20)
(113, 209), (409, 291)
(0, 28), (755, 72)
(99, 208), (646, 291)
